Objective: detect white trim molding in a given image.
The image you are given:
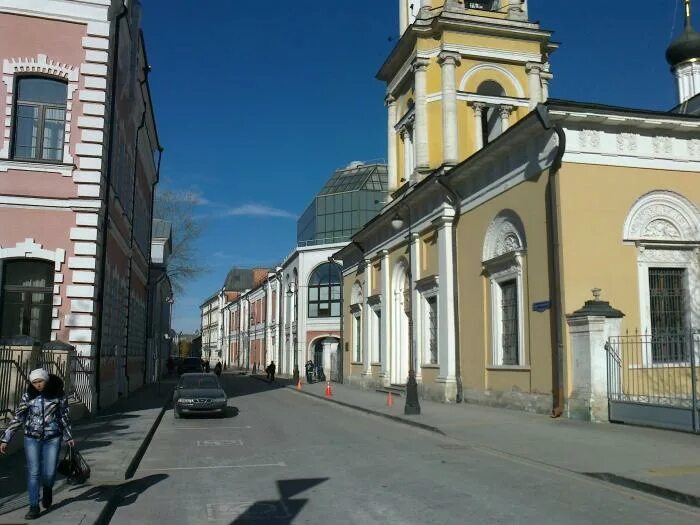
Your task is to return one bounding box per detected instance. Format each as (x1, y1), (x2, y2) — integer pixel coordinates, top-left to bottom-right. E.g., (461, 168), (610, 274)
(2, 54), (79, 162)
(459, 63), (526, 98)
(483, 211), (527, 368)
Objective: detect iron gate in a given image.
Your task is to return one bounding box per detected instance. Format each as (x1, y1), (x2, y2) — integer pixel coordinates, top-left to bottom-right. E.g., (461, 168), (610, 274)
(606, 331), (699, 433)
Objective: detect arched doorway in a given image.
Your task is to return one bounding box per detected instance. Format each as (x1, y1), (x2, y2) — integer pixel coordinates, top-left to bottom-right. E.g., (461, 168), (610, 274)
(391, 260), (410, 385)
(310, 336), (339, 382)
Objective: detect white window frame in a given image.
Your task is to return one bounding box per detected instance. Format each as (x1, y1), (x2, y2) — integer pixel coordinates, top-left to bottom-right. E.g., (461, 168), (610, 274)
(635, 247), (699, 367)
(416, 276), (439, 367)
(486, 253), (525, 368)
(351, 304), (362, 364)
(368, 294), (382, 365)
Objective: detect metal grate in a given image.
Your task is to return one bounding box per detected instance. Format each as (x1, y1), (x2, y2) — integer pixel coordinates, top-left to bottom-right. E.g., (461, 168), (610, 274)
(501, 280), (519, 365)
(649, 268), (688, 362)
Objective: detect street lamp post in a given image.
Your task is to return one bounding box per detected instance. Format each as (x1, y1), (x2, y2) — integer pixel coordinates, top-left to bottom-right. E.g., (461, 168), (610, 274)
(287, 282), (300, 384)
(391, 205), (421, 415)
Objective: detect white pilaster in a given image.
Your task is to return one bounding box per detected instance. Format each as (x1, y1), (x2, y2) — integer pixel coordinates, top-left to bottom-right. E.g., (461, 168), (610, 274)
(436, 217), (457, 384)
(386, 96), (398, 191)
(409, 232), (421, 379)
(413, 58), (430, 171)
(401, 127), (414, 183)
(380, 250), (390, 380)
(438, 51), (461, 166)
(362, 259), (373, 376)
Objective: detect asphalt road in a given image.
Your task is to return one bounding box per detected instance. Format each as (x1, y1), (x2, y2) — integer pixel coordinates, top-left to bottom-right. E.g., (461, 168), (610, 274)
(108, 375), (698, 524)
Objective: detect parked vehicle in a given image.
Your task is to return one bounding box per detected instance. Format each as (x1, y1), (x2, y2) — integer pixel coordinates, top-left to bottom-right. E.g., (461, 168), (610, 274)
(177, 357), (203, 375)
(173, 373), (227, 419)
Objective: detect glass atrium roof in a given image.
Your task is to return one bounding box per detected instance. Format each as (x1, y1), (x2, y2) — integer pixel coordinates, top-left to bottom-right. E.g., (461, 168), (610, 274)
(318, 162), (387, 195)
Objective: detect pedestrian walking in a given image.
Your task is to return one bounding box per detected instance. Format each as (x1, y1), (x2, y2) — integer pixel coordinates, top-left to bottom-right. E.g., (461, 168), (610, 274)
(214, 361), (222, 376)
(0, 368), (74, 520)
(305, 360), (314, 383)
(266, 361), (276, 382)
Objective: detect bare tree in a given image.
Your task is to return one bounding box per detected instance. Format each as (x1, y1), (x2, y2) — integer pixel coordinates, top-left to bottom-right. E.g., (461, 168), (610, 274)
(154, 189), (206, 294)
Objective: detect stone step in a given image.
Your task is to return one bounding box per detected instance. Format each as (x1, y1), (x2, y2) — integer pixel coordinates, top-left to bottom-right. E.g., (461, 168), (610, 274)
(376, 384), (406, 397)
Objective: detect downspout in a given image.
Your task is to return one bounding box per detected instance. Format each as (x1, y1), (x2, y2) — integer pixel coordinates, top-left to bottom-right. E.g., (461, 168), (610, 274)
(93, 0), (128, 410)
(535, 105), (567, 418)
(434, 177), (463, 403)
(123, 78), (148, 395)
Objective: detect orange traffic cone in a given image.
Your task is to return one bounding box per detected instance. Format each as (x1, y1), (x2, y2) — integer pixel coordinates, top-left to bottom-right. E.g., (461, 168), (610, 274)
(386, 391), (394, 407)
(325, 381), (333, 397)
(296, 379), (302, 390)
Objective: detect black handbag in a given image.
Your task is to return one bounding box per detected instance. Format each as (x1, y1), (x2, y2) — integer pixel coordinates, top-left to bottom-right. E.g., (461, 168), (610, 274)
(57, 446), (91, 484)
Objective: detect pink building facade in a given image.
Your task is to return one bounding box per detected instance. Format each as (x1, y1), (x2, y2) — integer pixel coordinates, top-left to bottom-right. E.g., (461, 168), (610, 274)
(0, 0), (161, 410)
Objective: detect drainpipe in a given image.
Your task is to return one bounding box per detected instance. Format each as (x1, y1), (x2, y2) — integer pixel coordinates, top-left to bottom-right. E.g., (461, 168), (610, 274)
(93, 0), (128, 410)
(535, 104), (567, 418)
(434, 176), (463, 403)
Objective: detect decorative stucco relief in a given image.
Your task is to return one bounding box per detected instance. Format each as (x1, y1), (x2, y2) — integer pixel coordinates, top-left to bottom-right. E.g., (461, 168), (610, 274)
(616, 133), (638, 153)
(578, 129), (601, 149)
(652, 136), (673, 157)
(483, 211), (527, 262)
(624, 191), (700, 243)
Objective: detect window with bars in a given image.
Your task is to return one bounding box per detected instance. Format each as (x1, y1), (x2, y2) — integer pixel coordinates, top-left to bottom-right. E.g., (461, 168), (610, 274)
(427, 296), (438, 364)
(500, 279), (519, 365)
(0, 260), (54, 343)
(649, 268), (688, 362)
(12, 77), (67, 162)
(353, 314), (361, 362)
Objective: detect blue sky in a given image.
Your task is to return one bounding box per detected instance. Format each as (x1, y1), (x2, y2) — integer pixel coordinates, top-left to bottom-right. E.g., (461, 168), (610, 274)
(141, 0), (691, 332)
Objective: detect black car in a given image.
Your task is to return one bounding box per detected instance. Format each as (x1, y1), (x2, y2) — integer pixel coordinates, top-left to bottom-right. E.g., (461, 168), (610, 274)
(177, 357), (203, 375)
(173, 373), (227, 419)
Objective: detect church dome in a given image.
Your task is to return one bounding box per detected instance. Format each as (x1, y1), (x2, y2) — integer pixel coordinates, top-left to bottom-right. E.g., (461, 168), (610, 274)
(666, 25), (700, 66)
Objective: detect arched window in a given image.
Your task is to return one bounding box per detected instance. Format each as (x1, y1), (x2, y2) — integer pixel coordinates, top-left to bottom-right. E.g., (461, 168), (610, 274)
(307, 263), (341, 318)
(12, 77), (68, 162)
(477, 80), (506, 146)
(0, 260), (55, 343)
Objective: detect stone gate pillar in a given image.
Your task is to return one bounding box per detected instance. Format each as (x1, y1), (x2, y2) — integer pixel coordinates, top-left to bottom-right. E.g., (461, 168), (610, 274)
(566, 289), (624, 422)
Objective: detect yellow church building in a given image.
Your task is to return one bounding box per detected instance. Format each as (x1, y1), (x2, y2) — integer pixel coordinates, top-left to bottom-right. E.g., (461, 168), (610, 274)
(335, 1), (700, 431)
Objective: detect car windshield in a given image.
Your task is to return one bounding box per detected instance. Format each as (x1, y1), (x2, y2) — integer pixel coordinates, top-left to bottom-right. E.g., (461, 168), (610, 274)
(180, 376), (219, 389)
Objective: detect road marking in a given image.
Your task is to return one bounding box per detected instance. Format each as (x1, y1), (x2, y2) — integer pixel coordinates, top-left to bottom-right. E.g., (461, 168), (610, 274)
(196, 439), (243, 447)
(140, 462), (286, 472)
(175, 426), (252, 430)
(647, 465), (700, 476)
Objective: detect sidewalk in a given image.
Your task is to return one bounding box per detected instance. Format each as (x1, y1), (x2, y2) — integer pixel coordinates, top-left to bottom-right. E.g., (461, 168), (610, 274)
(254, 374), (700, 508)
(0, 376), (177, 524)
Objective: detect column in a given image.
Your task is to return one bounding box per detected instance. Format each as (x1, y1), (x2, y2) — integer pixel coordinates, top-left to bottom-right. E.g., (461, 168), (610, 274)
(541, 71), (553, 102)
(499, 105), (513, 133)
(386, 95), (398, 191)
(526, 63), (543, 109)
(471, 102), (485, 151)
(435, 216), (457, 390)
(362, 258), (373, 376)
(413, 58), (430, 171)
(409, 231), (421, 380)
(380, 250), (390, 381)
(438, 51), (461, 166)
(265, 280), (272, 363)
(401, 127), (414, 183)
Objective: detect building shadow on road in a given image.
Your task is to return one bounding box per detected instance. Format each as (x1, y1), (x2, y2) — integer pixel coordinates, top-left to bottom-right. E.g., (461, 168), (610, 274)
(46, 473), (168, 522)
(220, 374), (294, 400)
(216, 477), (329, 524)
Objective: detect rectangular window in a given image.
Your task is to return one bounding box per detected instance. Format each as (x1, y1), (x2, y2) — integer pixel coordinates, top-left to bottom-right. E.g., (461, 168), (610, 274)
(649, 268), (688, 362)
(375, 309), (382, 363)
(354, 314), (361, 362)
(427, 297), (438, 364)
(500, 280), (519, 365)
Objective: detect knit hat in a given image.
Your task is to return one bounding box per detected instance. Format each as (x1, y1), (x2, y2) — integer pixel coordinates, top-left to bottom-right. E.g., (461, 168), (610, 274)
(29, 368), (49, 383)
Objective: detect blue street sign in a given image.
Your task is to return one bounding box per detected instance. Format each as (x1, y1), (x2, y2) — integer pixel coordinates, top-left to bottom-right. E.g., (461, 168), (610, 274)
(532, 300), (551, 313)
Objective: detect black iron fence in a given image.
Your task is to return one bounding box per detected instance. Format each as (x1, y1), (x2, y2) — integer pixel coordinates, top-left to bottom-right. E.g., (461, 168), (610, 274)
(0, 342), (95, 425)
(606, 330), (699, 433)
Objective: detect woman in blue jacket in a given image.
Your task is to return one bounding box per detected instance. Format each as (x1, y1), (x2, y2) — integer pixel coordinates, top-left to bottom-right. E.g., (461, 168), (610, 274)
(0, 368), (74, 520)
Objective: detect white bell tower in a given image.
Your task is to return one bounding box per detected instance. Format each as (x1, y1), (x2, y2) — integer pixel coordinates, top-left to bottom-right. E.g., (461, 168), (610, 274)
(666, 0), (700, 103)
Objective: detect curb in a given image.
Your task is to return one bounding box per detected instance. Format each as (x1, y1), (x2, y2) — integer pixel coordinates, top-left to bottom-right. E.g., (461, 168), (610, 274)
(288, 385), (445, 436)
(584, 472), (700, 509)
(93, 397), (170, 525)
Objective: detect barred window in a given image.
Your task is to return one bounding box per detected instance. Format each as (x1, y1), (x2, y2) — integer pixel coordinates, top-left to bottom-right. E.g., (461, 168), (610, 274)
(427, 296), (438, 364)
(649, 268), (688, 362)
(0, 260), (54, 343)
(500, 280), (519, 366)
